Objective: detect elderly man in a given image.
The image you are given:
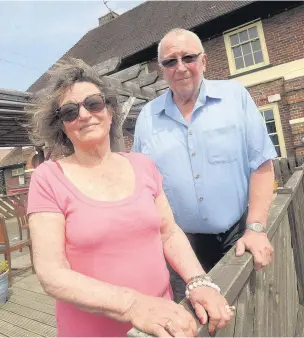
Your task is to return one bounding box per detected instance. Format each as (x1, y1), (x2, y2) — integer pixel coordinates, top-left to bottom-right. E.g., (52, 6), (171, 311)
(132, 28), (276, 302)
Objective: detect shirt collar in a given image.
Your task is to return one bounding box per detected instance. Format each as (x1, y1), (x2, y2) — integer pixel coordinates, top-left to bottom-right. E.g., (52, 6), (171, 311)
(154, 79), (222, 115)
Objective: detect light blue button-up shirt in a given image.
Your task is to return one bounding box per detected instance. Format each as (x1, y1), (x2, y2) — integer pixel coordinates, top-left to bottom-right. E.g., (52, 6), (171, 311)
(132, 79), (277, 234)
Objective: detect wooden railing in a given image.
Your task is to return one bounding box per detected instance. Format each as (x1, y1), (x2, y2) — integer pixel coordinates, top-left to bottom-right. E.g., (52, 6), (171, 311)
(0, 192), (28, 220)
(128, 165), (304, 337)
(274, 154), (304, 186)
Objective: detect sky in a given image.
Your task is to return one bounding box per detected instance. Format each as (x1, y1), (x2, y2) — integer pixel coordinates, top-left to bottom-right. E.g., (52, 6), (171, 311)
(0, 1), (145, 91)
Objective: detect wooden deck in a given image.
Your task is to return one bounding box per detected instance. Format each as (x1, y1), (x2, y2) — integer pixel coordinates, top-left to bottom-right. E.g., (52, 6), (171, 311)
(0, 255), (56, 337)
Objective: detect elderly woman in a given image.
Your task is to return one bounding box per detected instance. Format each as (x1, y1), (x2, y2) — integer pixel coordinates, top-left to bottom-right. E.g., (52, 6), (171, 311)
(27, 58), (234, 337)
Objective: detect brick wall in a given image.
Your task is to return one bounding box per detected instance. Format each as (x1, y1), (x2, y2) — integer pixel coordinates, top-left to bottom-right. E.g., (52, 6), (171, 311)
(147, 6), (304, 81)
(3, 165), (29, 194)
(143, 5), (304, 157)
(247, 75), (304, 156)
(285, 76), (304, 155)
(263, 6), (304, 66)
(204, 35), (230, 80)
(205, 5), (304, 79)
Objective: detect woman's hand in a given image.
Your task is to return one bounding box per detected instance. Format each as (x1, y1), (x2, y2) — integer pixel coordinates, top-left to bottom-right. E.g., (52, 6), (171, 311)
(125, 293), (198, 337)
(189, 286), (234, 336)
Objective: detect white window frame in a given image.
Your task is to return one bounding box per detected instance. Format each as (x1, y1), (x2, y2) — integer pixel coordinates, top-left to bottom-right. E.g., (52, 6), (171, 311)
(224, 20), (270, 75)
(11, 167), (24, 177)
(259, 103), (286, 158)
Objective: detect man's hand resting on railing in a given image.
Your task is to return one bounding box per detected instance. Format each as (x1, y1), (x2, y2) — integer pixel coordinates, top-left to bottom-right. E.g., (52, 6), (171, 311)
(235, 229), (274, 270)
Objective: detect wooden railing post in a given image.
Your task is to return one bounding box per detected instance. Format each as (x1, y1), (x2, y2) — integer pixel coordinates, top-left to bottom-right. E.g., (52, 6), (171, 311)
(279, 167), (304, 304)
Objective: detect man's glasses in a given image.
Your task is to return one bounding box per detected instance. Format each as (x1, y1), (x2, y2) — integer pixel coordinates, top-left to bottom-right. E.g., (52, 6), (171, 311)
(160, 52), (202, 68)
(54, 93), (106, 123)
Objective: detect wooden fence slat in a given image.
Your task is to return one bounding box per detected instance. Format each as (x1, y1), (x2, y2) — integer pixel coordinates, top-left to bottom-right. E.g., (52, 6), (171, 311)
(253, 269), (267, 336)
(288, 175), (304, 305)
(279, 215), (288, 337)
(267, 231), (276, 337)
(296, 154), (304, 166)
(280, 158), (291, 183)
(295, 305), (304, 337)
(289, 156), (297, 173)
(285, 211), (299, 336)
(274, 159), (283, 186)
(233, 277), (254, 337)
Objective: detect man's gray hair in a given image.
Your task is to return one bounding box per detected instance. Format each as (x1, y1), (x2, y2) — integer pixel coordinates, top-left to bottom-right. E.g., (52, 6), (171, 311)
(157, 28), (205, 62)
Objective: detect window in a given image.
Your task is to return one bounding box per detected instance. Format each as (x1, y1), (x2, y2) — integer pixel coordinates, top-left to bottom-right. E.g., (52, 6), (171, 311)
(12, 167), (24, 176)
(18, 175), (25, 185)
(259, 104), (286, 158)
(224, 21), (270, 75)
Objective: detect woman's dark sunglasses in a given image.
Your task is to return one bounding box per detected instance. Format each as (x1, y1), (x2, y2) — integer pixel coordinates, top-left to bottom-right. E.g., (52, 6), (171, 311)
(54, 93), (106, 123)
(160, 52), (202, 68)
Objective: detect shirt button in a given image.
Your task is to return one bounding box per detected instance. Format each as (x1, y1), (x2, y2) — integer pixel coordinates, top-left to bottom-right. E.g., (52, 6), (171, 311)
(189, 131), (192, 135)
(195, 174), (200, 179)
(191, 152), (196, 157)
(199, 197), (204, 202)
(204, 217), (209, 221)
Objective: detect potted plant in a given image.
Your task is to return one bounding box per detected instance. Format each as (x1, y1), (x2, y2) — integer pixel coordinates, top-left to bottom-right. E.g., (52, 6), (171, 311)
(0, 260), (9, 305)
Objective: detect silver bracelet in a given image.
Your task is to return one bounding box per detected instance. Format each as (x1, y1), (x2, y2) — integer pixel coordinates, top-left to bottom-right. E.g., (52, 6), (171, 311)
(185, 275), (221, 299)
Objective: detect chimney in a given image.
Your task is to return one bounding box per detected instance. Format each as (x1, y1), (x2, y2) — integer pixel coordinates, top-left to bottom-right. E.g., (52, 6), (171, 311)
(98, 11), (119, 26)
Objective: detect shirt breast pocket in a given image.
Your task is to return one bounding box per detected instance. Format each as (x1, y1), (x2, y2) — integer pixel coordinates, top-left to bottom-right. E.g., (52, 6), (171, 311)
(204, 125), (238, 164)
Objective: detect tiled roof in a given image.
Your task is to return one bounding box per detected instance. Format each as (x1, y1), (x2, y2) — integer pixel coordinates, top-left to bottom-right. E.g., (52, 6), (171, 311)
(28, 0), (252, 93)
(0, 147), (35, 168)
(0, 149), (12, 162)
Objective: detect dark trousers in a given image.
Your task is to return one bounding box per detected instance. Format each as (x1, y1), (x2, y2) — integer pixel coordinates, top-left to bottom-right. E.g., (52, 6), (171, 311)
(168, 210), (248, 303)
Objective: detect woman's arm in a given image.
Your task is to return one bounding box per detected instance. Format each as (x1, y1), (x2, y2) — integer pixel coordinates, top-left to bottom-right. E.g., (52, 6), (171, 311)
(155, 191), (206, 282)
(29, 212), (137, 321)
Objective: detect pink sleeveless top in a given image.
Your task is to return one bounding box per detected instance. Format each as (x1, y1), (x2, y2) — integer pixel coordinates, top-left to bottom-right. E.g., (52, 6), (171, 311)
(27, 152), (172, 337)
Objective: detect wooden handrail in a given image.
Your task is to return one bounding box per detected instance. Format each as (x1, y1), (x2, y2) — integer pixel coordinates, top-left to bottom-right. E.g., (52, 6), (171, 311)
(127, 168), (304, 337)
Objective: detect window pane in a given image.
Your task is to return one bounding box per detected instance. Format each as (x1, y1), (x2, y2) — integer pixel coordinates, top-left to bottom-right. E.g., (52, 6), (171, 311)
(270, 134), (279, 145)
(275, 146), (281, 157)
(244, 54), (254, 67)
(252, 39), (261, 52)
(239, 30), (249, 43)
(242, 43), (251, 55)
(230, 34), (239, 46)
(248, 26), (258, 39)
(254, 50), (264, 63)
(235, 57), (244, 69)
(264, 109), (274, 121)
(266, 121), (277, 134)
(233, 46), (242, 57)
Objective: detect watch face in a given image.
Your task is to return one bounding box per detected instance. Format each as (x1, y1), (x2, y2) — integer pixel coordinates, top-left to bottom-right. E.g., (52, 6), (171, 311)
(247, 223), (265, 232)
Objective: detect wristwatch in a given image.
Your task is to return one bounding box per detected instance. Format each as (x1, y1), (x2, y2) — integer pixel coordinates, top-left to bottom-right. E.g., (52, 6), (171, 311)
(246, 222), (266, 233)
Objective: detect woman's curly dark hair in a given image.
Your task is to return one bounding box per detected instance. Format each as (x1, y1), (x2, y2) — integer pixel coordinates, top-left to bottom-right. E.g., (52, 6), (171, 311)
(27, 58), (117, 158)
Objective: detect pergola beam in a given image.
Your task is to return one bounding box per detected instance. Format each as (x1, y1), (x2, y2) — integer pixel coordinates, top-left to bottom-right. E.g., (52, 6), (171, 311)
(0, 57), (169, 150)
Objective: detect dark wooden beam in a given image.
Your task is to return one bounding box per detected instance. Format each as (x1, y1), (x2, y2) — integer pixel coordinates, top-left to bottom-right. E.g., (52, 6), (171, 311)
(0, 100), (33, 108)
(110, 64), (141, 83)
(93, 57), (121, 76)
(138, 71), (159, 87)
(0, 108), (25, 116)
(0, 89), (33, 98)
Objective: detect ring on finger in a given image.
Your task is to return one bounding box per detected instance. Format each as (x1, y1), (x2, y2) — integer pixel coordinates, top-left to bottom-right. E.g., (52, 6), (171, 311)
(165, 319), (173, 331)
(225, 305), (236, 313)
